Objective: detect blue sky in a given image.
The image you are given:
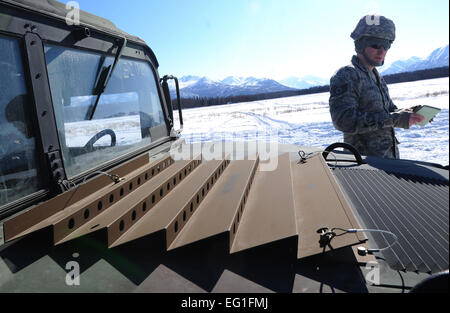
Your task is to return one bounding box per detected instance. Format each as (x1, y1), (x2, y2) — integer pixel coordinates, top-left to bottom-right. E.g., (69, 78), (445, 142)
(73, 0), (449, 81)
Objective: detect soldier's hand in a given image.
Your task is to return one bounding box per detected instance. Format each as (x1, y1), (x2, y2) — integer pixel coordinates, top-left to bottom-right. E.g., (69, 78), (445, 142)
(409, 113), (425, 127)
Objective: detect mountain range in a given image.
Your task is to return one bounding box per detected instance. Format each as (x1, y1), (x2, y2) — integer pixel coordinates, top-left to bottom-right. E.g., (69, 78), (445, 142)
(170, 76), (297, 98)
(279, 75), (329, 90)
(380, 44), (449, 75)
(170, 44), (448, 98)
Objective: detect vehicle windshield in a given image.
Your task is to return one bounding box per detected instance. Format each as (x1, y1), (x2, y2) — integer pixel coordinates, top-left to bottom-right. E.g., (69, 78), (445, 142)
(44, 44), (168, 179)
(0, 35), (41, 208)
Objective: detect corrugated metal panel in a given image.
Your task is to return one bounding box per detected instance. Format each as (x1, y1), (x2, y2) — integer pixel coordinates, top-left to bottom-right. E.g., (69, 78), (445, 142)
(111, 158), (231, 248)
(168, 157), (259, 251)
(3, 153), (153, 242)
(230, 153), (297, 253)
(3, 152), (365, 260)
(57, 158), (202, 246)
(291, 155), (366, 258)
(333, 168), (449, 274)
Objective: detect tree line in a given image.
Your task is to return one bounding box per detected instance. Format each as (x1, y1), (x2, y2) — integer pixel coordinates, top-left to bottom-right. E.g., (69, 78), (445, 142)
(382, 66), (448, 84)
(172, 66), (449, 109)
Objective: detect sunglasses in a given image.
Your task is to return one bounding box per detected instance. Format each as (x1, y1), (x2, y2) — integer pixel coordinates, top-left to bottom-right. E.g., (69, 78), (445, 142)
(369, 43), (390, 50)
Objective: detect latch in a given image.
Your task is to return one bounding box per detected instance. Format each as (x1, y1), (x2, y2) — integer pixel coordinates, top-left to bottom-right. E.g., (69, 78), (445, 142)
(46, 150), (66, 192)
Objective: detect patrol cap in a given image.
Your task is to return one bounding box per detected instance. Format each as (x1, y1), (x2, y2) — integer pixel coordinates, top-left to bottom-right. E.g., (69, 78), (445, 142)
(351, 15), (396, 42)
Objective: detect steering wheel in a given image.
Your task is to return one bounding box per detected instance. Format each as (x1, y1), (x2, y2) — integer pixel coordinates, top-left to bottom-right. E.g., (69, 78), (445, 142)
(84, 129), (116, 152)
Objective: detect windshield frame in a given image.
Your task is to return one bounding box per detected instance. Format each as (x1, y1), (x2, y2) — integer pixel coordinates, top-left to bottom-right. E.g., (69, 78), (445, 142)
(0, 31), (51, 216)
(0, 1), (173, 215)
(44, 42), (171, 180)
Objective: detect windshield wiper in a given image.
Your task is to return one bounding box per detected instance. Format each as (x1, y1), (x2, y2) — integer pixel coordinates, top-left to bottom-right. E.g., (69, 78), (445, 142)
(85, 37), (127, 120)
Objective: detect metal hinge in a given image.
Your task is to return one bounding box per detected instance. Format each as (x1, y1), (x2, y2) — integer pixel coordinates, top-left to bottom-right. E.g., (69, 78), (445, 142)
(46, 150), (66, 192)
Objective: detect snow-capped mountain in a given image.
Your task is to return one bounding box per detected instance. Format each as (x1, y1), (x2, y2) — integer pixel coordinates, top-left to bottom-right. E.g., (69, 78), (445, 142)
(379, 56), (422, 75)
(181, 77), (228, 98)
(280, 75), (329, 90)
(381, 45), (449, 75)
(177, 75), (201, 88)
(170, 76), (296, 98)
(221, 76), (247, 86)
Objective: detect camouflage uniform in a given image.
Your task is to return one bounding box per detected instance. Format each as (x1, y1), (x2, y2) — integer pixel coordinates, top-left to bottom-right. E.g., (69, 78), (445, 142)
(329, 56), (410, 159)
(329, 15), (410, 159)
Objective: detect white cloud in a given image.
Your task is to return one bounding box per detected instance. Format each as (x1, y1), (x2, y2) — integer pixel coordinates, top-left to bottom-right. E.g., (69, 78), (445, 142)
(249, 1), (261, 14)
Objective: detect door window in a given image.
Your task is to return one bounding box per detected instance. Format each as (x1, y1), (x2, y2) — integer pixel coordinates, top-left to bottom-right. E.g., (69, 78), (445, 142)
(0, 35), (40, 207)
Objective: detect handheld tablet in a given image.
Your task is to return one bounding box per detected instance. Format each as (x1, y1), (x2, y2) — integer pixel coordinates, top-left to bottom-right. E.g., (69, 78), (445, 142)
(413, 105), (441, 127)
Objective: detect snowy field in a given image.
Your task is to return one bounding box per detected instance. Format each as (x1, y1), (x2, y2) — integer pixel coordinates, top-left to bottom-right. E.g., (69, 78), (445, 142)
(177, 77), (449, 166)
(64, 115), (142, 147)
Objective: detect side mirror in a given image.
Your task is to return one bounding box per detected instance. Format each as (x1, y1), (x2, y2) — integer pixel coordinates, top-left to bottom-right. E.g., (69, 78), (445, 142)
(160, 75), (183, 138)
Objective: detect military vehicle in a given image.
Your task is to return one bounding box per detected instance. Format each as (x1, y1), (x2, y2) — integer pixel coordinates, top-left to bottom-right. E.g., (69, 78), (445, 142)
(0, 0), (448, 294)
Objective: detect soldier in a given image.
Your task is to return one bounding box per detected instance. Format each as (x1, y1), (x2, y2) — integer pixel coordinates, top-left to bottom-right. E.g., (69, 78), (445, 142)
(329, 15), (424, 159)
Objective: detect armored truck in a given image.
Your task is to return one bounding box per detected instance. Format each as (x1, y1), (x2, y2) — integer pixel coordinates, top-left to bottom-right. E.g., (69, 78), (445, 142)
(0, 0), (448, 294)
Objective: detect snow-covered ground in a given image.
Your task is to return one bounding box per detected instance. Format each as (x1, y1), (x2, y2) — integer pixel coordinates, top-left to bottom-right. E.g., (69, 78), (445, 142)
(64, 115), (143, 147)
(177, 77), (449, 166)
